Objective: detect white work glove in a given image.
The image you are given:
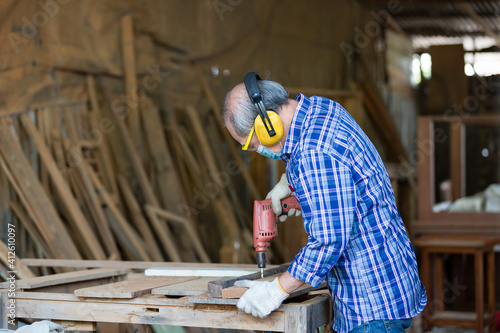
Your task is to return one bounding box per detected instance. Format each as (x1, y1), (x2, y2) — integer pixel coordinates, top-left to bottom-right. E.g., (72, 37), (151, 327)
(266, 174), (302, 222)
(235, 278), (289, 318)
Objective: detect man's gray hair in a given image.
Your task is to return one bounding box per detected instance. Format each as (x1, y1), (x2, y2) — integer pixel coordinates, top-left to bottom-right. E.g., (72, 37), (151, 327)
(223, 80), (289, 137)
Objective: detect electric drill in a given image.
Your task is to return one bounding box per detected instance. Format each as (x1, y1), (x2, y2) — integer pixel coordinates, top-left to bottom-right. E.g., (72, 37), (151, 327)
(253, 195), (301, 278)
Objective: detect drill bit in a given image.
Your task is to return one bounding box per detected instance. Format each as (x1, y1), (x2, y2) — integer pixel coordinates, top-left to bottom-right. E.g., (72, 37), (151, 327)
(260, 267), (264, 278)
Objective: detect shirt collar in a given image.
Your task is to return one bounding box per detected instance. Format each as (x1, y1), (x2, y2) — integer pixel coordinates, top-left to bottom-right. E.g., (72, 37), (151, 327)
(281, 93), (310, 162)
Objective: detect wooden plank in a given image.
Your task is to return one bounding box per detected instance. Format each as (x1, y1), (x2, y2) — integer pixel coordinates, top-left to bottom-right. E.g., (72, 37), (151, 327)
(0, 240), (35, 279)
(144, 205), (182, 262)
(284, 296), (331, 333)
(13, 297), (286, 331)
(52, 320), (96, 331)
(118, 177), (164, 262)
(120, 14), (141, 149)
(0, 268), (128, 289)
(9, 202), (51, 264)
(221, 277), (323, 300)
(86, 75), (118, 196)
(0, 120), (82, 260)
(74, 276), (197, 299)
(145, 268), (257, 278)
(207, 263), (290, 298)
(152, 277), (214, 296)
(19, 115), (107, 260)
(20, 259), (270, 270)
(140, 97), (183, 213)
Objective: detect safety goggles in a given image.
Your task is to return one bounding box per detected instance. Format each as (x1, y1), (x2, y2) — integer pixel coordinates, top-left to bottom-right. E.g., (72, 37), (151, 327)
(242, 126), (257, 151)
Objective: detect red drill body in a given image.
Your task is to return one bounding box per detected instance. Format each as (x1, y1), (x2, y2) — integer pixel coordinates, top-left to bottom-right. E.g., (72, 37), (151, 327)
(253, 196), (301, 273)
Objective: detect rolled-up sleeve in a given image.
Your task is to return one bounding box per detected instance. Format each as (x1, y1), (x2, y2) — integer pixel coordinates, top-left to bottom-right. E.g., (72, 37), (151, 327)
(288, 150), (356, 288)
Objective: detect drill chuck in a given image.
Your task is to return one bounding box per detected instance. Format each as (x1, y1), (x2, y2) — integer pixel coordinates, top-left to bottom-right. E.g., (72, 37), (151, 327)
(256, 251), (267, 269)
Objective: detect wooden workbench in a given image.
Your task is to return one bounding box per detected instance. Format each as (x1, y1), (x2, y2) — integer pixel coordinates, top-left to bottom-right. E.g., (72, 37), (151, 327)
(1, 260), (331, 332)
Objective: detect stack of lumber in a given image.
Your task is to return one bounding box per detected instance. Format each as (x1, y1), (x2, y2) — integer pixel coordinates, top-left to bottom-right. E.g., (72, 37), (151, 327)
(0, 67), (263, 276)
(0, 13), (269, 280)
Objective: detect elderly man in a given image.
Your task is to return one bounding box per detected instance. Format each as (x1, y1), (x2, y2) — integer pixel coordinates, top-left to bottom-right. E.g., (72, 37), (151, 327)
(222, 72), (426, 333)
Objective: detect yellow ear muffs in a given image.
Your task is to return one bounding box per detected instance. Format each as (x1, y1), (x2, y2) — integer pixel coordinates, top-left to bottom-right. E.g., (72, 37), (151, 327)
(254, 111), (283, 146)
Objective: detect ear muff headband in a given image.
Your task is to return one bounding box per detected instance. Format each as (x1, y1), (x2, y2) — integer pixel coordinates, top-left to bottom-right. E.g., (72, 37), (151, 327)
(243, 71), (283, 146)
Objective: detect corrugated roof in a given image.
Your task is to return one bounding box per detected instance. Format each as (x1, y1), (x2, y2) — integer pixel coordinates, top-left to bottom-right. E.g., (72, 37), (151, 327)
(358, 0), (500, 51)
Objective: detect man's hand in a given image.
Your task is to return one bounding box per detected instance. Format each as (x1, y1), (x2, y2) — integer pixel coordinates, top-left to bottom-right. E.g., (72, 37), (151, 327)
(266, 174), (302, 222)
(235, 278), (289, 318)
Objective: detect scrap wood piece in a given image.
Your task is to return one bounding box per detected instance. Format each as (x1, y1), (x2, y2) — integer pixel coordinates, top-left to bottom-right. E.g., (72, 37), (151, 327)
(19, 115), (107, 260)
(74, 276), (197, 299)
(222, 277), (324, 300)
(207, 263), (290, 298)
(0, 119), (82, 260)
(152, 277), (216, 296)
(192, 282), (326, 304)
(0, 268), (129, 289)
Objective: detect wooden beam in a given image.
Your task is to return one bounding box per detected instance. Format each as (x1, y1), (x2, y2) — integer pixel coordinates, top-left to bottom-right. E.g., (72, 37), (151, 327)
(417, 117), (435, 220)
(0, 268), (128, 289)
(74, 276), (197, 299)
(86, 75), (118, 196)
(450, 121), (465, 200)
(120, 14), (141, 148)
(0, 120), (82, 260)
(12, 296), (286, 331)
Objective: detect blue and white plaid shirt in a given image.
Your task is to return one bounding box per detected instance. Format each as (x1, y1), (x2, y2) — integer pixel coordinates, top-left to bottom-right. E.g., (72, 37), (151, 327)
(282, 94), (427, 333)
